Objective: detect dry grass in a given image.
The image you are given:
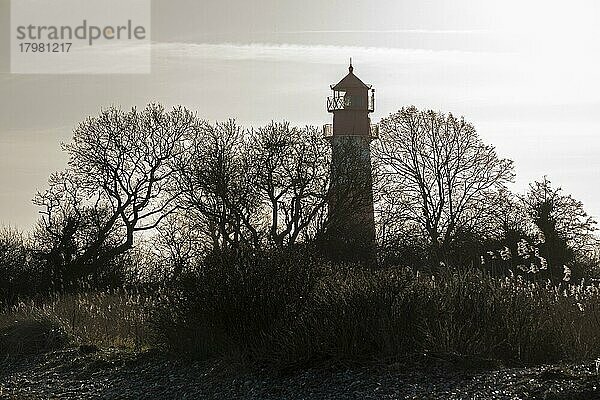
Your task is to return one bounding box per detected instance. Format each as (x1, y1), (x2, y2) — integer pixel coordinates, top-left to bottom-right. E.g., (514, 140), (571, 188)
(0, 288), (157, 354)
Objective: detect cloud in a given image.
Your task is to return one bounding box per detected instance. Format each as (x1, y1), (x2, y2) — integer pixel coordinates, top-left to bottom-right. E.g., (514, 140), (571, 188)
(148, 41), (600, 110)
(280, 29), (492, 34)
(151, 41), (508, 66)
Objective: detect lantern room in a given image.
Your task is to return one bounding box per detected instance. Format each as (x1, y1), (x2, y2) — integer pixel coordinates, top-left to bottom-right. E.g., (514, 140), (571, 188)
(325, 61), (376, 139)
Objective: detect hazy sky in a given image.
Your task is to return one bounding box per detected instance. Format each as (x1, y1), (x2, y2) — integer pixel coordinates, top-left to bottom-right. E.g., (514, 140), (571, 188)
(1, 0), (600, 229)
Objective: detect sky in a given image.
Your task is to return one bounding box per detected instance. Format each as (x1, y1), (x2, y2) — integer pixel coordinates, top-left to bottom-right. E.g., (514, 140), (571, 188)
(1, 0), (600, 230)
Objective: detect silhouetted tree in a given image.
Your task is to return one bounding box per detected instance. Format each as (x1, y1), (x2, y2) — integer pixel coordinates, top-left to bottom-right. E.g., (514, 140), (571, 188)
(0, 227), (32, 304)
(176, 120), (335, 253)
(373, 106), (514, 262)
(155, 213), (205, 279)
(32, 170), (118, 286)
(487, 188), (535, 243)
(523, 177), (597, 270)
(174, 119), (261, 252)
(247, 122), (330, 248)
(34, 104), (192, 285)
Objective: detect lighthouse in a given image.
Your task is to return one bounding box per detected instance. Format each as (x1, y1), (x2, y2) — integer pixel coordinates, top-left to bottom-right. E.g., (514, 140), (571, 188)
(324, 61), (377, 262)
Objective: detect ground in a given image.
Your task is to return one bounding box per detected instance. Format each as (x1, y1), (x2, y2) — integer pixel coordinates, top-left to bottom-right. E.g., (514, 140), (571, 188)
(1, 349), (600, 399)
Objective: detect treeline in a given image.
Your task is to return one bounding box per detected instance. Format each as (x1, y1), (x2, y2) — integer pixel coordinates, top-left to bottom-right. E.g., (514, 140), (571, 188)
(1, 104), (598, 305)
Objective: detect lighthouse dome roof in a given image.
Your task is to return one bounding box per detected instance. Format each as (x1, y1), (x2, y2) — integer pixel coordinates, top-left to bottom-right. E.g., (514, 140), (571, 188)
(331, 65), (371, 90)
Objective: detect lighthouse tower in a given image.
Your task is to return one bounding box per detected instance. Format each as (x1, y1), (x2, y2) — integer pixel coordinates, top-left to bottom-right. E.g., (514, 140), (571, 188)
(324, 61), (377, 262)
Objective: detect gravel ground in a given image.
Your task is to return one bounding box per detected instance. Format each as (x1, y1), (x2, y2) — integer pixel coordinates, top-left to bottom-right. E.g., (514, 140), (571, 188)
(1, 348), (600, 399)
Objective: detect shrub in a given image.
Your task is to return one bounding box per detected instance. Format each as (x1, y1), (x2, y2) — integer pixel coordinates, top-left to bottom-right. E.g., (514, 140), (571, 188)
(150, 248), (321, 360)
(148, 250), (600, 368)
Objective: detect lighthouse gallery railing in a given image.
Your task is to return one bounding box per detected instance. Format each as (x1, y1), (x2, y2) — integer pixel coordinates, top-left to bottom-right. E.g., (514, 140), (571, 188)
(327, 93), (375, 112)
(322, 123), (379, 139)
